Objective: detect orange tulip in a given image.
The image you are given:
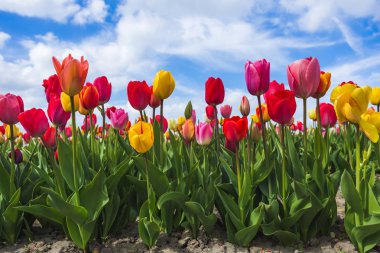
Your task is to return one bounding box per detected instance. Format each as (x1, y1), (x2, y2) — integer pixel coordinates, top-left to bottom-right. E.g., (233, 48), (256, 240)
(79, 83), (99, 111)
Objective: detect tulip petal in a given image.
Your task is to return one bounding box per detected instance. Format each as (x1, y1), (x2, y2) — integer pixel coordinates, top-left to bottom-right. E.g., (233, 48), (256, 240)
(359, 119), (379, 143)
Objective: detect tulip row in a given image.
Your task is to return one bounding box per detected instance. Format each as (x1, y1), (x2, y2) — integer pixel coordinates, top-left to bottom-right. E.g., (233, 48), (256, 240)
(0, 54), (380, 253)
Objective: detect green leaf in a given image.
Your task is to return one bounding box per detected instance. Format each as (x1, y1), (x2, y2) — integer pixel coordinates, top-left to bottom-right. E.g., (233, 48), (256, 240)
(138, 217), (160, 248)
(286, 130), (305, 181)
(216, 186), (244, 231)
(341, 170), (363, 218)
(15, 205), (64, 225)
(157, 191), (187, 209)
(185, 201), (217, 235)
(234, 204), (264, 247)
(1, 188), (22, 244)
(57, 139), (76, 192)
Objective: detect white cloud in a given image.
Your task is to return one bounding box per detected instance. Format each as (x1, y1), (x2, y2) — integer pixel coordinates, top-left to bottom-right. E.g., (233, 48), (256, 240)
(0, 32), (10, 48)
(0, 0), (107, 24)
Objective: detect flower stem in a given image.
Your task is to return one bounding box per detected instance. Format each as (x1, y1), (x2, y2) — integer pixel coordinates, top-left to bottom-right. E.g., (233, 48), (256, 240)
(70, 96), (78, 192)
(355, 124), (362, 225)
(303, 98), (308, 170)
(90, 111), (95, 170)
(280, 124), (288, 216)
(316, 97), (321, 134)
(145, 155), (153, 221)
(9, 124), (15, 195)
(213, 105), (220, 155)
(235, 145), (243, 222)
(101, 104), (106, 139)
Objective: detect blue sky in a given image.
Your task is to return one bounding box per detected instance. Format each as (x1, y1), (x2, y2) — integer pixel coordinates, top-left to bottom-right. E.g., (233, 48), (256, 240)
(0, 0), (380, 122)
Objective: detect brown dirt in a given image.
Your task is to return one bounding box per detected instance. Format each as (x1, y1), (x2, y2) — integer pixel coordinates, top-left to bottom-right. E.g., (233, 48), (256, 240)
(1, 191), (379, 253)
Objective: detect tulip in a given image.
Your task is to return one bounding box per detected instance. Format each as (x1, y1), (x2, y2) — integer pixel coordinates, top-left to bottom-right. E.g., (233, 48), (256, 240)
(240, 96), (250, 116)
(205, 77), (225, 105)
(177, 116), (186, 129)
(168, 119), (178, 132)
(361, 109), (380, 140)
(370, 87), (380, 111)
(182, 119), (195, 141)
(127, 80), (151, 112)
(110, 108), (129, 130)
(22, 133), (30, 143)
(313, 71), (331, 99)
(267, 90), (297, 125)
(79, 83), (99, 111)
(251, 123), (261, 143)
(78, 99), (89, 115)
(149, 85), (161, 109)
(43, 127), (57, 149)
(5, 124), (19, 139)
(245, 59), (270, 96)
(8, 149), (23, 165)
(18, 108), (49, 137)
(128, 121), (154, 153)
(296, 121), (304, 132)
(42, 74), (62, 103)
(61, 92), (79, 112)
(152, 115), (168, 133)
(0, 93), (24, 125)
(287, 57), (320, 99)
(184, 101), (193, 119)
(220, 105), (232, 118)
(82, 114), (97, 132)
(191, 110), (197, 124)
(0, 125), (4, 135)
(48, 97), (71, 127)
(195, 122), (213, 145)
(65, 126), (72, 138)
(206, 105), (216, 120)
(320, 103), (337, 129)
(53, 54), (89, 96)
(93, 76), (112, 105)
(222, 116), (248, 144)
(153, 70), (176, 100)
(255, 104), (270, 122)
(106, 106), (116, 119)
(308, 109), (317, 121)
(264, 80), (285, 102)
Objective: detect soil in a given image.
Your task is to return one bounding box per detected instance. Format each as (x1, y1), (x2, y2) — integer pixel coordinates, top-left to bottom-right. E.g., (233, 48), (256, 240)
(1, 191), (379, 253)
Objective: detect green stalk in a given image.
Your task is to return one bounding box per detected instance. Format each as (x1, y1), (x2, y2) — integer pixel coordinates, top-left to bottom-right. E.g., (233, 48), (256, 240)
(152, 108), (156, 121)
(9, 124), (16, 195)
(90, 111), (95, 170)
(280, 124), (288, 216)
(235, 145), (243, 222)
(316, 97), (321, 134)
(303, 98), (308, 170)
(213, 104), (220, 155)
(140, 110), (145, 122)
(145, 155), (153, 221)
(69, 95), (78, 192)
(355, 124), (362, 225)
(101, 104), (106, 139)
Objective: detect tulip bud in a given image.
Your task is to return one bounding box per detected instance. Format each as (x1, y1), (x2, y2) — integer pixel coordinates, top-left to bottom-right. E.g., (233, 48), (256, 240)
(43, 127), (57, 149)
(205, 77), (225, 105)
(370, 87), (380, 106)
(206, 105), (216, 120)
(308, 109), (317, 121)
(153, 70), (176, 100)
(182, 119), (195, 141)
(9, 148), (23, 164)
(251, 123), (262, 143)
(93, 76), (112, 104)
(245, 59), (270, 96)
(184, 101), (193, 119)
(220, 105), (232, 119)
(191, 110), (197, 124)
(239, 96), (250, 116)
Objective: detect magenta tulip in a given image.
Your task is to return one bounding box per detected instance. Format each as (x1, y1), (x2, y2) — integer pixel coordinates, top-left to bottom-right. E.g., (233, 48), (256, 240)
(245, 59), (270, 96)
(0, 93), (24, 125)
(94, 76), (112, 104)
(110, 108), (129, 130)
(47, 97), (71, 127)
(42, 74), (62, 103)
(195, 122), (213, 145)
(287, 57), (320, 98)
(18, 108), (49, 137)
(320, 103), (337, 128)
(220, 105), (232, 119)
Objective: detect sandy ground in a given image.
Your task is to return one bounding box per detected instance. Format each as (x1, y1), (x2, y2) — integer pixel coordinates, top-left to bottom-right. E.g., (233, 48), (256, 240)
(0, 191), (378, 253)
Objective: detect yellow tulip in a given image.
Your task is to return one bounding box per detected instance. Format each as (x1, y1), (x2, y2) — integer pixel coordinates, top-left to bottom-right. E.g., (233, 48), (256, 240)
(5, 124), (19, 139)
(177, 116), (186, 126)
(370, 87), (380, 106)
(308, 109), (317, 121)
(61, 92), (79, 112)
(153, 70), (175, 100)
(251, 114), (259, 123)
(128, 121), (154, 153)
(360, 109), (380, 142)
(168, 119), (177, 132)
(313, 72), (331, 98)
(330, 82), (359, 122)
(341, 86), (371, 123)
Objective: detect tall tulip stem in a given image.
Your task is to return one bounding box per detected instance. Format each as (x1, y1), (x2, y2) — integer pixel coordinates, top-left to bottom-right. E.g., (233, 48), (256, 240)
(235, 145), (243, 221)
(213, 105), (220, 155)
(145, 155), (153, 221)
(101, 104), (106, 139)
(355, 124), (363, 225)
(280, 124), (288, 216)
(70, 96), (78, 192)
(303, 98), (308, 170)
(9, 124), (15, 195)
(90, 111), (95, 170)
(152, 108), (156, 122)
(316, 97), (321, 133)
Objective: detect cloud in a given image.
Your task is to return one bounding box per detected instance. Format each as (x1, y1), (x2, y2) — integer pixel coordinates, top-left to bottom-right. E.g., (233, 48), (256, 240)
(0, 32), (10, 48)
(0, 0), (107, 24)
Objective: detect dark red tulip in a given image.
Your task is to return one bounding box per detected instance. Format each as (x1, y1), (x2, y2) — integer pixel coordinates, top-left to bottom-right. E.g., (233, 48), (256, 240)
(267, 90), (296, 125)
(65, 126), (72, 138)
(94, 76), (112, 104)
(264, 80), (285, 103)
(18, 108), (49, 137)
(320, 103), (337, 128)
(205, 77), (225, 105)
(43, 127), (57, 149)
(151, 115), (168, 133)
(42, 74), (62, 103)
(47, 97), (71, 127)
(127, 81), (150, 111)
(206, 105), (216, 120)
(149, 85), (161, 108)
(9, 148), (23, 164)
(0, 93), (24, 125)
(106, 106), (116, 119)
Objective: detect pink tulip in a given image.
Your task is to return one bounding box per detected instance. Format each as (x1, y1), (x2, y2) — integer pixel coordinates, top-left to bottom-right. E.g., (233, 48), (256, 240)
(110, 108), (129, 130)
(94, 76), (112, 104)
(245, 59), (270, 96)
(264, 80), (285, 102)
(287, 57), (320, 98)
(47, 97), (71, 127)
(320, 103), (337, 128)
(195, 122), (213, 145)
(220, 105), (232, 118)
(18, 108), (49, 137)
(0, 93), (24, 125)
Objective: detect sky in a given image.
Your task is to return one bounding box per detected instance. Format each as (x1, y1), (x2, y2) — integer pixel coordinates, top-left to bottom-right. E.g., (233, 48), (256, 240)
(0, 0), (380, 124)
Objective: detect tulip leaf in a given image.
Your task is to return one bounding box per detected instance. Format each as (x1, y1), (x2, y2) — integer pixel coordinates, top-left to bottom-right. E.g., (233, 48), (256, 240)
(0, 159), (10, 199)
(157, 191), (187, 209)
(15, 204), (64, 225)
(341, 170), (363, 218)
(57, 139), (76, 192)
(234, 204), (264, 247)
(138, 216), (160, 248)
(185, 201), (217, 235)
(286, 130), (305, 181)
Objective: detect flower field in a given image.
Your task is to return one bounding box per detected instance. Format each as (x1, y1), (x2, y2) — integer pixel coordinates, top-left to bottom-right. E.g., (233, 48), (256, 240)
(0, 55), (380, 253)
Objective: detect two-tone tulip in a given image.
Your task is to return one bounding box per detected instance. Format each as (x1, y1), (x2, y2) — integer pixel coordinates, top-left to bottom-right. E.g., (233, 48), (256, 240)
(110, 108), (129, 130)
(0, 93), (24, 125)
(79, 83), (99, 111)
(195, 122), (213, 145)
(239, 96), (250, 116)
(220, 105), (232, 119)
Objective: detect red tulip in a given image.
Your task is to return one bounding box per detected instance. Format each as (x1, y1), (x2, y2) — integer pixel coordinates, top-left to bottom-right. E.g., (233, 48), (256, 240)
(106, 106), (116, 119)
(287, 57), (320, 98)
(43, 127), (57, 149)
(267, 90), (297, 125)
(127, 81), (150, 111)
(220, 105), (232, 119)
(296, 121), (304, 131)
(18, 108), (49, 137)
(42, 74), (62, 103)
(0, 125), (5, 135)
(149, 85), (161, 108)
(47, 97), (71, 127)
(151, 115), (168, 133)
(0, 93), (24, 125)
(82, 114), (97, 132)
(79, 83), (99, 110)
(264, 80), (285, 102)
(205, 77), (225, 105)
(320, 103), (337, 128)
(22, 133), (31, 143)
(222, 116), (248, 143)
(65, 126), (72, 138)
(206, 105), (216, 120)
(245, 59), (270, 96)
(94, 76), (112, 104)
